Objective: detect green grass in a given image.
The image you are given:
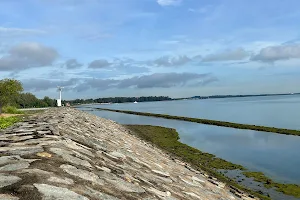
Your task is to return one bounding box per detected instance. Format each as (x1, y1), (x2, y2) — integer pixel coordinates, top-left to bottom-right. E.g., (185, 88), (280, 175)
(0, 108), (46, 130)
(98, 108), (300, 136)
(126, 125), (271, 200)
(243, 172), (300, 198)
(0, 116), (20, 129)
(2, 106), (24, 114)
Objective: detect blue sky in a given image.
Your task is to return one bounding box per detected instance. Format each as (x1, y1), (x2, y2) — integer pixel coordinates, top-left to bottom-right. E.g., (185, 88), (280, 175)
(1, 0), (300, 99)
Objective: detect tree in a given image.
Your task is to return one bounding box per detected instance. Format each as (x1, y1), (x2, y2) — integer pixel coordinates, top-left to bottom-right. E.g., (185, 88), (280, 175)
(16, 93), (39, 108)
(16, 93), (56, 108)
(0, 79), (23, 114)
(43, 96), (55, 107)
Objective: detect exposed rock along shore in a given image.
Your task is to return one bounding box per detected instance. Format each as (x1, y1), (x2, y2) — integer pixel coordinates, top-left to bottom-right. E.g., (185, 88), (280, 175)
(0, 108), (256, 200)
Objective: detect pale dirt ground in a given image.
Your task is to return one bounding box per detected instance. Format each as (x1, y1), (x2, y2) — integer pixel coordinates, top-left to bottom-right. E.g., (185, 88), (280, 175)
(0, 113), (21, 118)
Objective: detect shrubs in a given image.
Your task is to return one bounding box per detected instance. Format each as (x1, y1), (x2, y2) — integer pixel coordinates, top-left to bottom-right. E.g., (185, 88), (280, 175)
(2, 106), (24, 114)
(0, 106), (22, 129)
(0, 116), (20, 129)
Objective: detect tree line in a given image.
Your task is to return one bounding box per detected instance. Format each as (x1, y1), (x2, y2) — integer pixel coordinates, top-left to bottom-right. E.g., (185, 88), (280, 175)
(66, 96), (172, 105)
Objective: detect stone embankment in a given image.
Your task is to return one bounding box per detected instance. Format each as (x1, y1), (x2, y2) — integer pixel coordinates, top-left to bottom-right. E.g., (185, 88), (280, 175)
(0, 108), (256, 200)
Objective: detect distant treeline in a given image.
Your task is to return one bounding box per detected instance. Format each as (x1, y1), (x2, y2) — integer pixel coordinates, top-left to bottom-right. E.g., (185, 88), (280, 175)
(67, 96), (172, 105)
(189, 93), (300, 100)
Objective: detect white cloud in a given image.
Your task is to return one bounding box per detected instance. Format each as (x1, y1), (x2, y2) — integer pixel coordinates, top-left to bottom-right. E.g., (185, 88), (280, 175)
(159, 40), (180, 45)
(188, 5), (213, 14)
(150, 55), (191, 67)
(157, 0), (182, 6)
(75, 72), (216, 91)
(202, 48), (249, 62)
(88, 59), (112, 68)
(0, 42), (58, 71)
(251, 44), (300, 62)
(0, 27), (45, 37)
(22, 78), (77, 92)
(80, 33), (113, 41)
(63, 59), (83, 69)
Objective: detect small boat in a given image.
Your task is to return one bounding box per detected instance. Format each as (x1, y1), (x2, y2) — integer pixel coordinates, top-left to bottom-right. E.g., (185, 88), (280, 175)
(133, 101), (138, 104)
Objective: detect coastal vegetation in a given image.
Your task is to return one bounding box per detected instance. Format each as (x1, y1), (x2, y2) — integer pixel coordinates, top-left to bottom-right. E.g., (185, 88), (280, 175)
(126, 125), (271, 200)
(126, 124), (300, 199)
(99, 108), (300, 136)
(126, 125), (244, 170)
(243, 172), (300, 198)
(0, 78), (51, 129)
(16, 93), (57, 108)
(0, 79), (57, 111)
(0, 79), (23, 114)
(2, 106), (24, 114)
(0, 116), (20, 129)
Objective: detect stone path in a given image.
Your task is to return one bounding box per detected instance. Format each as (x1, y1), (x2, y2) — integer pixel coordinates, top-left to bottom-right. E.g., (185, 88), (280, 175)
(0, 108), (257, 200)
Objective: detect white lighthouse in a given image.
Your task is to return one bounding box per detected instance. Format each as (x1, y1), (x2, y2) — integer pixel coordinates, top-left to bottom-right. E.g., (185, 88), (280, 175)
(57, 86), (64, 107)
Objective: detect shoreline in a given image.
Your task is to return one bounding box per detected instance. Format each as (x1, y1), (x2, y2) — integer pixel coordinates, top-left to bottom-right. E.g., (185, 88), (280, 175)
(77, 107), (300, 199)
(124, 124), (300, 200)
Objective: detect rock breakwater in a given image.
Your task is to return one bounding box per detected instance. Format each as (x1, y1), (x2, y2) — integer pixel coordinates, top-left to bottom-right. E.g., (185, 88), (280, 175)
(0, 108), (256, 200)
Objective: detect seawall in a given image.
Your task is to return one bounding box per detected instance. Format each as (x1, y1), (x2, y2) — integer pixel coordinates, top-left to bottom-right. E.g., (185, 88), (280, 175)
(0, 108), (255, 200)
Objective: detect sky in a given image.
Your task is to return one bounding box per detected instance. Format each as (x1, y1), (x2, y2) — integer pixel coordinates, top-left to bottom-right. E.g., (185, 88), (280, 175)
(1, 0), (300, 99)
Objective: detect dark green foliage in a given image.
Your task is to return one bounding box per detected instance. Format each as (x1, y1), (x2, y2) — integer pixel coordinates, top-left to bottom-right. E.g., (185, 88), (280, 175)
(16, 93), (56, 108)
(0, 79), (56, 110)
(42, 96), (56, 107)
(99, 108), (300, 136)
(0, 79), (23, 113)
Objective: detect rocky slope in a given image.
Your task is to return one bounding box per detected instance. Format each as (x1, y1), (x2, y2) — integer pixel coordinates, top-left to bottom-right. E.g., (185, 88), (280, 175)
(0, 108), (256, 200)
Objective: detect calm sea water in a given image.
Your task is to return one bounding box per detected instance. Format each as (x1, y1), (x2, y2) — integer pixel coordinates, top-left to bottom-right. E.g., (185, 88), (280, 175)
(87, 94), (300, 129)
(78, 95), (300, 185)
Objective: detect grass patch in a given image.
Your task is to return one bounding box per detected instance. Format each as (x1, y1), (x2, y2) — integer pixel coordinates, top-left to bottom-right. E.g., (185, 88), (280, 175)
(126, 124), (271, 200)
(243, 172), (300, 198)
(0, 116), (20, 129)
(2, 106), (24, 114)
(98, 108), (300, 136)
(0, 108), (46, 130)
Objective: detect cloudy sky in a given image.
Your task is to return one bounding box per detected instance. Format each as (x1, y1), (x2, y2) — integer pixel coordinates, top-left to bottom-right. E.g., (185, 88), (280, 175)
(1, 0), (300, 99)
